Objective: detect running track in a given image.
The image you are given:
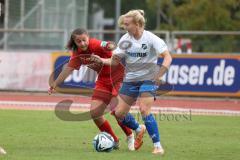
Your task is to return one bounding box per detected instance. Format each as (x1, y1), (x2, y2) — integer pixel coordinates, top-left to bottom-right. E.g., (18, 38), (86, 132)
(0, 91), (240, 116)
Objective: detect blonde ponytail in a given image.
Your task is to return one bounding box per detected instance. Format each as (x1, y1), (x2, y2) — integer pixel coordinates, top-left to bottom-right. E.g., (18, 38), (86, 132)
(118, 9), (146, 28)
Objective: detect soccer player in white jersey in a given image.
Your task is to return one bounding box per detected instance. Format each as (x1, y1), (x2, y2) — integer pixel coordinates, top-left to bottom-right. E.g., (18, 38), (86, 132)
(96, 9), (172, 154)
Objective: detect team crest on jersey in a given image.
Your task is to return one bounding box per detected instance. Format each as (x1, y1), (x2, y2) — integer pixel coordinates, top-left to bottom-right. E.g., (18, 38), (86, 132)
(142, 44), (147, 50)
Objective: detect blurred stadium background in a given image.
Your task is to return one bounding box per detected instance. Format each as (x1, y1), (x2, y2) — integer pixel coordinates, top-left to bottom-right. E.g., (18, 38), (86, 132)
(0, 0), (240, 52)
(0, 0), (239, 159)
(0, 0), (240, 94)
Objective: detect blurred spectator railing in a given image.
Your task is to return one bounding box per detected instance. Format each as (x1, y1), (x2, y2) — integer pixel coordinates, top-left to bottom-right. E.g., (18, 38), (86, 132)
(0, 29), (67, 50)
(0, 29), (240, 54)
(88, 30), (170, 47)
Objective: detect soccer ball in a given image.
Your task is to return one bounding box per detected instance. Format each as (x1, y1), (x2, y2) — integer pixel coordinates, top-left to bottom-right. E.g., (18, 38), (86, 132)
(92, 132), (115, 152)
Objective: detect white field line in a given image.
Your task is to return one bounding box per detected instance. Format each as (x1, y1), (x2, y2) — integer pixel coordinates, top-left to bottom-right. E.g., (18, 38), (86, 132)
(0, 100), (240, 116)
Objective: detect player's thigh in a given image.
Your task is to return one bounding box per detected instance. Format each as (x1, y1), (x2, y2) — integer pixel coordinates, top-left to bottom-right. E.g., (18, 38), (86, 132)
(92, 80), (112, 105)
(108, 96), (119, 112)
(90, 99), (108, 119)
(115, 94), (135, 118)
(139, 92), (155, 116)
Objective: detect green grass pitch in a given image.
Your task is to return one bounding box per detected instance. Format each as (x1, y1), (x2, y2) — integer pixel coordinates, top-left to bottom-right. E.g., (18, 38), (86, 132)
(0, 110), (239, 160)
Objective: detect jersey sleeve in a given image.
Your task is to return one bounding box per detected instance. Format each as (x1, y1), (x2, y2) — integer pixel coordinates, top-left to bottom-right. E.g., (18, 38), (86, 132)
(113, 36), (127, 59)
(151, 33), (168, 55)
(67, 51), (81, 70)
(90, 39), (112, 58)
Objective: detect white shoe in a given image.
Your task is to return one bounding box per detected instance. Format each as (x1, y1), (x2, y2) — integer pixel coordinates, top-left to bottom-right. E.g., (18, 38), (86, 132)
(152, 146), (164, 155)
(0, 146), (7, 155)
(127, 133), (135, 151)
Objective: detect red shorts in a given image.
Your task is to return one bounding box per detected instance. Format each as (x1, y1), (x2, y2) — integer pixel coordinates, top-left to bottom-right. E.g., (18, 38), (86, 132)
(92, 63), (124, 104)
(92, 79), (121, 104)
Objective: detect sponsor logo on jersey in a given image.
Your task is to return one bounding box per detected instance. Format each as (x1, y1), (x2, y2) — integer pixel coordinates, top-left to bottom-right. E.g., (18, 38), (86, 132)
(127, 52), (147, 57)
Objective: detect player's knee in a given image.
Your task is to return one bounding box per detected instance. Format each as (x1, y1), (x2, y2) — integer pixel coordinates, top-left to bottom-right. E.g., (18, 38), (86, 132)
(139, 106), (151, 117)
(93, 117), (105, 126)
(90, 109), (103, 119)
(114, 110), (126, 121)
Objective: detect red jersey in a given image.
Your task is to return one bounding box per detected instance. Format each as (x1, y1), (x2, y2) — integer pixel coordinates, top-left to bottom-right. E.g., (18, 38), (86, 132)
(68, 38), (124, 82)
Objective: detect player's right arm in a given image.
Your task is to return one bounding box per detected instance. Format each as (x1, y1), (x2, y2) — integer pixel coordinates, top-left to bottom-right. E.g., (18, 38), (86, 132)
(48, 65), (74, 94)
(48, 51), (81, 94)
(51, 66), (74, 88)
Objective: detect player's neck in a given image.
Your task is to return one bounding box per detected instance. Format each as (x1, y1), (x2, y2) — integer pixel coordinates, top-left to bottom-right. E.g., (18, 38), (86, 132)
(133, 29), (144, 40)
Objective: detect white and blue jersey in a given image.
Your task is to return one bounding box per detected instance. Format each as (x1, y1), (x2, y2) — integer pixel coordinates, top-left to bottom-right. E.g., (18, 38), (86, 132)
(114, 30), (168, 82)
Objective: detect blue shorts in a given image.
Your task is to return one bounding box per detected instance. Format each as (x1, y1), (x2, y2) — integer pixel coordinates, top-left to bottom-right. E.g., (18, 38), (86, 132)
(119, 81), (157, 98)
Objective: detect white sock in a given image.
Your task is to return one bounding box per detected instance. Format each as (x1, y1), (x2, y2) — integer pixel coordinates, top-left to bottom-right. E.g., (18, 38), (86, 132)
(127, 133), (133, 138)
(154, 142), (162, 148)
(135, 125), (142, 133)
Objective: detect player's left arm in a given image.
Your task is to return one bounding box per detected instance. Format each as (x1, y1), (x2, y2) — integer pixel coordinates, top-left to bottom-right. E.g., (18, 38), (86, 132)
(150, 32), (172, 83)
(100, 41), (117, 51)
(90, 39), (121, 66)
(90, 54), (121, 66)
(155, 50), (172, 83)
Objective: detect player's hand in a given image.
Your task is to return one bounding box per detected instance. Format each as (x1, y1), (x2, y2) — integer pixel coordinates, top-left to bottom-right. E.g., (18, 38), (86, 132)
(87, 55), (103, 71)
(89, 55), (102, 63)
(154, 78), (166, 87)
(106, 41), (117, 51)
(48, 86), (55, 95)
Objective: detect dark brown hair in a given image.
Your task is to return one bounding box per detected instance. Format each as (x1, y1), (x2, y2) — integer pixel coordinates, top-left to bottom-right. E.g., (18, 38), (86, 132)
(66, 28), (89, 51)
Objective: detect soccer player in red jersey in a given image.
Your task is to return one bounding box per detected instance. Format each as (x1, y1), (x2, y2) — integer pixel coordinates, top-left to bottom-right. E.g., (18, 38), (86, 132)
(48, 28), (135, 150)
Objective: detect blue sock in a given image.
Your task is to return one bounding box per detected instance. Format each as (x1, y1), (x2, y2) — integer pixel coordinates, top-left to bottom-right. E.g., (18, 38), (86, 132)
(142, 114), (160, 143)
(120, 113), (139, 130)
